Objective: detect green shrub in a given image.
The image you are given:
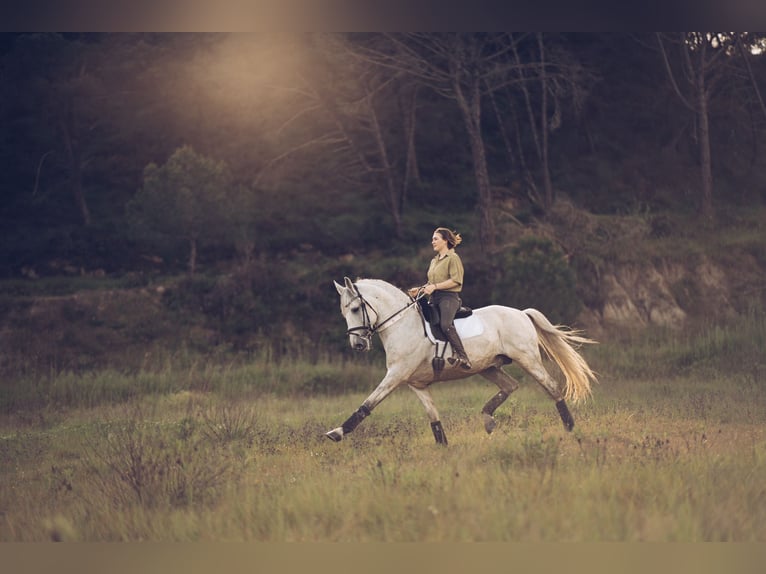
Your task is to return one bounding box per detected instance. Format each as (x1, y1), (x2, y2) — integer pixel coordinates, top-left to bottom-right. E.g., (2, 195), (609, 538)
(493, 236), (583, 324)
(81, 404), (243, 509)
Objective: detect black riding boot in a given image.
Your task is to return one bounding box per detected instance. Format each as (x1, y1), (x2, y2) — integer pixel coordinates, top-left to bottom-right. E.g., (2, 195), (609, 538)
(444, 325), (472, 370)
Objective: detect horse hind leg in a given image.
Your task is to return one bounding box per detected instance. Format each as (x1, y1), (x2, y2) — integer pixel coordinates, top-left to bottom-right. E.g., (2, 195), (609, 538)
(556, 399), (575, 431)
(515, 355), (575, 432)
(408, 385), (448, 445)
(478, 366), (520, 434)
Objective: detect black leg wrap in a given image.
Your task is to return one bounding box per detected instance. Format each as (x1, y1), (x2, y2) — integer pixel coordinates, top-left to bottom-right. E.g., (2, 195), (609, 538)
(481, 390), (510, 416)
(341, 404), (371, 434)
(431, 421), (448, 445)
(556, 399), (575, 431)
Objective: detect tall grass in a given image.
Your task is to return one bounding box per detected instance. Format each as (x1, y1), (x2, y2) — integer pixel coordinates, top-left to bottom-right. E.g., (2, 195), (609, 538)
(2, 314), (766, 541)
(1, 345), (386, 413)
(2, 383), (764, 541)
(587, 306), (766, 381)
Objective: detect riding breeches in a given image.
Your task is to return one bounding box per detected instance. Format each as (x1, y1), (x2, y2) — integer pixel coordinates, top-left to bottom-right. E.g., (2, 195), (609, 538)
(430, 291), (461, 333)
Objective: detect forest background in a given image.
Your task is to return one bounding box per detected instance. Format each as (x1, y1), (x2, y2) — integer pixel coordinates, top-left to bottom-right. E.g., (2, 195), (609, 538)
(2, 32), (766, 377)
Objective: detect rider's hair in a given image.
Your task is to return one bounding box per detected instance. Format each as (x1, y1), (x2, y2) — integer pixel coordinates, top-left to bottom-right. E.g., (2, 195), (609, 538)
(434, 227), (462, 250)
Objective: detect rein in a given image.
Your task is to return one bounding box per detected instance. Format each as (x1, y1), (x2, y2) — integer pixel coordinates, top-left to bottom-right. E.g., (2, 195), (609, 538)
(345, 283), (425, 342)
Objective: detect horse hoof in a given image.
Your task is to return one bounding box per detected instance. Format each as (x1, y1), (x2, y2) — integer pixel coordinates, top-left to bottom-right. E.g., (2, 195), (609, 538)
(482, 413), (497, 434)
(325, 428), (344, 442)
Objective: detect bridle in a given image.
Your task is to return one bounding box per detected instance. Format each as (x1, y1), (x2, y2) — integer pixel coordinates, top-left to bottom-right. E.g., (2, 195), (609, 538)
(344, 282), (424, 345)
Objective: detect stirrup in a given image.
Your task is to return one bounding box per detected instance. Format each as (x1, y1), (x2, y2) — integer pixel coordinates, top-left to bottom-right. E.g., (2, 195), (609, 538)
(447, 356), (472, 370)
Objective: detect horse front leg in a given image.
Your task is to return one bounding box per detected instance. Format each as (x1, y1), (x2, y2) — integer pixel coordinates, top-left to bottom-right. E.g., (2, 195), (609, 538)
(325, 372), (403, 442)
(325, 405), (371, 442)
(478, 366), (520, 435)
(408, 385), (447, 445)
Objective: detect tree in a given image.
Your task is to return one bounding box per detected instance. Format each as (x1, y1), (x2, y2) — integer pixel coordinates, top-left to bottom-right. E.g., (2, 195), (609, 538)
(301, 34), (412, 239)
(506, 33), (591, 213)
(656, 32), (740, 220)
(127, 146), (234, 275)
(367, 33), (510, 253)
(347, 33), (589, 253)
(1, 34), (102, 227)
(246, 33), (421, 240)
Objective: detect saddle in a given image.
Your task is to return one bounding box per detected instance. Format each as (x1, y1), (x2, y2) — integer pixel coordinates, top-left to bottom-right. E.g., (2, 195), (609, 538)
(417, 297), (473, 378)
(417, 297), (473, 342)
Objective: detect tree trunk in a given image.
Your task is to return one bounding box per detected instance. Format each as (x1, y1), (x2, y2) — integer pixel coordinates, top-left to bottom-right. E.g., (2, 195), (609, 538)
(658, 33), (717, 222)
(60, 113), (91, 226)
(454, 76), (495, 254)
(512, 37), (547, 211)
(537, 33), (554, 212)
(696, 48), (714, 221)
(401, 83), (421, 213)
(487, 83), (516, 172)
(68, 151), (91, 227)
(367, 85), (404, 239)
(188, 237), (198, 276)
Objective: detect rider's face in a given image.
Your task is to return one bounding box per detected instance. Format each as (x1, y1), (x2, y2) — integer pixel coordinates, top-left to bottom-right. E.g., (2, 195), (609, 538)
(432, 233), (447, 252)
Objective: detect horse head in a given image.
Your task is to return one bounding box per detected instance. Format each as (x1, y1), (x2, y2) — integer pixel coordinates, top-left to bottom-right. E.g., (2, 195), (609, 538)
(334, 276), (377, 352)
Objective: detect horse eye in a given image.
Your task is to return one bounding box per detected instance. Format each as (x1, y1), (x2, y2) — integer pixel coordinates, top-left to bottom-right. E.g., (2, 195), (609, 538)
(350, 306), (360, 314)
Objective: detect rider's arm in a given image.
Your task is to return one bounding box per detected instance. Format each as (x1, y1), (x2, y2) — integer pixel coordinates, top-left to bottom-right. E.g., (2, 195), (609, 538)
(424, 279), (459, 294)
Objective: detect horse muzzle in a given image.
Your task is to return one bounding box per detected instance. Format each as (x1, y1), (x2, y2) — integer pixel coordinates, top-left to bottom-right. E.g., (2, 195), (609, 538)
(349, 334), (371, 352)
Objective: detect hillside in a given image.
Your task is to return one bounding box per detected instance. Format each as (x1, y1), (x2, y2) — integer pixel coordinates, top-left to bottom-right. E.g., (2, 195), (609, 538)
(541, 200), (766, 338)
(2, 203), (765, 376)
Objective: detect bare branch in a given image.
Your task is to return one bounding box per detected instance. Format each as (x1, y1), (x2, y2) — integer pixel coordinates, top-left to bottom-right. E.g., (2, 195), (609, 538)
(736, 33), (766, 122)
(275, 103), (324, 135)
(254, 133), (346, 185)
(656, 33), (696, 111)
(32, 150), (53, 196)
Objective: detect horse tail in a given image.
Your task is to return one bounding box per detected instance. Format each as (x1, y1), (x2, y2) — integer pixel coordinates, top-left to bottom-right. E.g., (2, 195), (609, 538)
(523, 308), (598, 404)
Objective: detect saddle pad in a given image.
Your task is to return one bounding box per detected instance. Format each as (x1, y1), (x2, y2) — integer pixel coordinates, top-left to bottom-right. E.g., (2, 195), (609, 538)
(424, 314), (485, 343)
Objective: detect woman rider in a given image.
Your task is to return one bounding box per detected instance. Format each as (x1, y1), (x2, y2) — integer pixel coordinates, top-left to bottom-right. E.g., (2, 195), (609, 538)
(409, 227), (472, 370)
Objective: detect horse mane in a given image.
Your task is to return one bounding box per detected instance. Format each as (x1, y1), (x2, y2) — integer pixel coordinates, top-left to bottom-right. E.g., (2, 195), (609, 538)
(355, 278), (392, 290)
(355, 278), (410, 303)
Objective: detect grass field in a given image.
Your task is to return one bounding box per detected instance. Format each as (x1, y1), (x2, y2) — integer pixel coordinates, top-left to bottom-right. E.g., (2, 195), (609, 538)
(2, 315), (766, 542)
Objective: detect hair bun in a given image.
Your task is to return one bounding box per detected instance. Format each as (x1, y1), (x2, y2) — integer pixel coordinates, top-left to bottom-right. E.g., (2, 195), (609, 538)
(435, 227), (462, 248)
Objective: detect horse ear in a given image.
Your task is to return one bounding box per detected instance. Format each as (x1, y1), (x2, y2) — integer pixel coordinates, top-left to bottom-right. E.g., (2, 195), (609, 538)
(344, 276), (355, 290)
(334, 280), (345, 296)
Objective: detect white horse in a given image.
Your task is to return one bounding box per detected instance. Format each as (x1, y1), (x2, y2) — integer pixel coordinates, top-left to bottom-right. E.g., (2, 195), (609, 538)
(326, 277), (597, 445)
